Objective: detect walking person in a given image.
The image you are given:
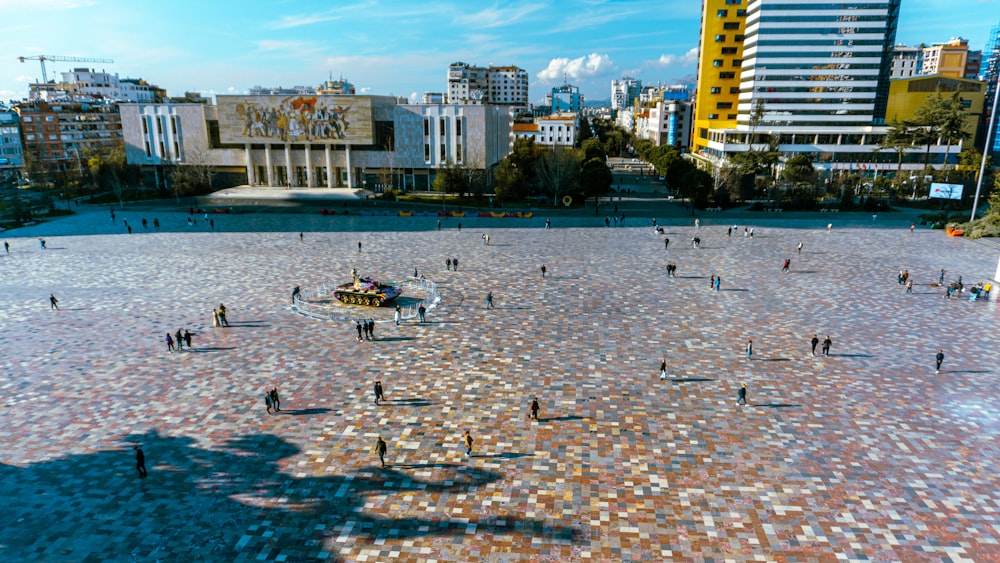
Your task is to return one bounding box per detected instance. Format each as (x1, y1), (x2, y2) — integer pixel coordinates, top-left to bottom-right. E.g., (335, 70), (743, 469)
(4, 241), (8, 253)
(452, 257), (458, 271)
(374, 380), (384, 405)
(545, 218), (551, 230)
(906, 279), (913, 294)
(446, 257), (452, 271)
(39, 238), (46, 249)
(486, 291), (494, 310)
(356, 320), (363, 342)
(797, 241), (803, 254)
(746, 339), (753, 360)
(270, 388), (281, 412)
(781, 258), (790, 273)
(358, 241), (362, 254)
(49, 293), (59, 310)
(394, 305), (401, 326)
(715, 276), (721, 292)
(134, 446), (148, 478)
(664, 237), (669, 250)
(165, 333), (175, 352)
(822, 336), (832, 357)
(265, 392), (273, 414)
(418, 304), (426, 323)
(710, 274), (715, 290)
(175, 329), (184, 351)
(218, 304), (230, 327)
(463, 430), (474, 456)
(541, 264), (547, 278)
(212, 308), (220, 328)
(810, 334), (819, 356)
(530, 397), (540, 420)
(737, 384), (748, 406)
(935, 349), (945, 374)
(375, 436), (388, 468)
(368, 318), (376, 340)
(291, 285), (301, 304)
(659, 358), (668, 380)
(184, 329), (193, 350)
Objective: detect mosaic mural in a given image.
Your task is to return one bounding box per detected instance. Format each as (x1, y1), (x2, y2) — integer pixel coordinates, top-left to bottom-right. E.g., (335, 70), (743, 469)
(217, 95), (373, 145)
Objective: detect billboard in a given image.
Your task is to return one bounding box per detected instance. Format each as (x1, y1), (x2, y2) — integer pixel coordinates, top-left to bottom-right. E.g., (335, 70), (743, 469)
(929, 183), (964, 200)
(216, 95), (373, 145)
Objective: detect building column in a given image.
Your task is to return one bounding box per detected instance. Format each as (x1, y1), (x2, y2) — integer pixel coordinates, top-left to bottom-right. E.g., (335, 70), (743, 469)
(244, 144), (255, 186)
(305, 144), (313, 187)
(265, 144), (274, 186)
(284, 144), (293, 187)
(325, 145), (333, 188)
(345, 145), (353, 187)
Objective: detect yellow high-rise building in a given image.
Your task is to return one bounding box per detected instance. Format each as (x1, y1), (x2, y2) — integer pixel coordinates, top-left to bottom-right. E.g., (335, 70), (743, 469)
(886, 75), (985, 139)
(691, 0), (747, 156)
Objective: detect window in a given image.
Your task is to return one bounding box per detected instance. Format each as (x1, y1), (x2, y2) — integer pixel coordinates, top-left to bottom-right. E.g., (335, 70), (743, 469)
(23, 116), (32, 122)
(736, 9), (746, 16)
(733, 60), (742, 67)
(144, 141), (151, 157)
(717, 102), (733, 109)
(728, 114), (737, 120)
(713, 59), (723, 67)
(717, 9), (728, 17)
(440, 144), (446, 159)
(735, 35), (744, 42)
(730, 87), (740, 94)
(424, 144), (431, 161)
(720, 72), (735, 79)
(710, 87), (721, 94)
(723, 22), (739, 30)
(423, 119), (430, 136)
(715, 34), (726, 42)
(721, 47), (738, 54)
(456, 119), (462, 136)
(171, 118), (177, 135)
(456, 144), (462, 162)
(439, 119), (446, 136)
(173, 141), (180, 156)
(708, 113), (719, 119)
(156, 118), (162, 134)
(725, 0), (740, 4)
(141, 119), (148, 134)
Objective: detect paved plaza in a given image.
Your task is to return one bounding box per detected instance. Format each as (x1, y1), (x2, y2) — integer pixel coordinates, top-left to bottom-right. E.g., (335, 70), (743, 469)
(1, 205), (999, 562)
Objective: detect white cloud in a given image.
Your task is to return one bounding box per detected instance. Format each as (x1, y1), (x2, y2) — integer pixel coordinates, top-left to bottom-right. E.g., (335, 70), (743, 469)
(656, 47), (699, 68)
(408, 91), (419, 103)
(537, 53), (616, 83)
(454, 4), (544, 29)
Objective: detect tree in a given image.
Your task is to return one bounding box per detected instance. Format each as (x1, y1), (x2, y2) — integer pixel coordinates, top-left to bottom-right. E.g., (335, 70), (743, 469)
(492, 159), (521, 204)
(938, 91), (970, 180)
(782, 154), (816, 186)
(912, 92), (945, 168)
(579, 157), (612, 210)
(431, 160), (465, 197)
(536, 148), (579, 206)
(581, 138), (605, 163)
(879, 120), (916, 177)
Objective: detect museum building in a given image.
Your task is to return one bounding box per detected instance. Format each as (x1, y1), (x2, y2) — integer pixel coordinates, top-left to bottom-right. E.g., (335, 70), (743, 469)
(119, 94), (514, 192)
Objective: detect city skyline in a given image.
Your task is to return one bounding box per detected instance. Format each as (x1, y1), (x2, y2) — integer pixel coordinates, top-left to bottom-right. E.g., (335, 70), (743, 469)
(0, 0), (997, 105)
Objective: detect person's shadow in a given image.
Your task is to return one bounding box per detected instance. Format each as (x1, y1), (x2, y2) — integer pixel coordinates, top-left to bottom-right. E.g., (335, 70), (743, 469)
(0, 430), (580, 560)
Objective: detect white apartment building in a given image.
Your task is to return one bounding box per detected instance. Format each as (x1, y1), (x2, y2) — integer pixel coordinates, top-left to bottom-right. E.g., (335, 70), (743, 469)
(512, 113), (577, 148)
(29, 68), (160, 103)
(0, 110), (24, 180)
(611, 77), (641, 111)
(890, 45), (923, 79)
(699, 0), (953, 174)
(635, 101), (692, 149)
(447, 62), (529, 114)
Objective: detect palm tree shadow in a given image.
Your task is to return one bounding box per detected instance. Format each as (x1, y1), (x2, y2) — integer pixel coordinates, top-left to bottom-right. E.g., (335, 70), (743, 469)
(0, 430), (581, 560)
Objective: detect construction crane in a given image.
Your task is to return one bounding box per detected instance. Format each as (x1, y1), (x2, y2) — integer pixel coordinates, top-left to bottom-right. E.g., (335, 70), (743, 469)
(17, 55), (115, 84)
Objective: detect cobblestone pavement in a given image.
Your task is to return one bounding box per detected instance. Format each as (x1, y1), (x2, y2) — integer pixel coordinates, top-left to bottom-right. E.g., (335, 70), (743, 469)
(1, 209), (999, 562)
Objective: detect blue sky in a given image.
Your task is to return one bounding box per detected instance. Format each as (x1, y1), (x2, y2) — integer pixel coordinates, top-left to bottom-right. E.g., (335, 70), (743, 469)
(1, 0), (998, 105)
